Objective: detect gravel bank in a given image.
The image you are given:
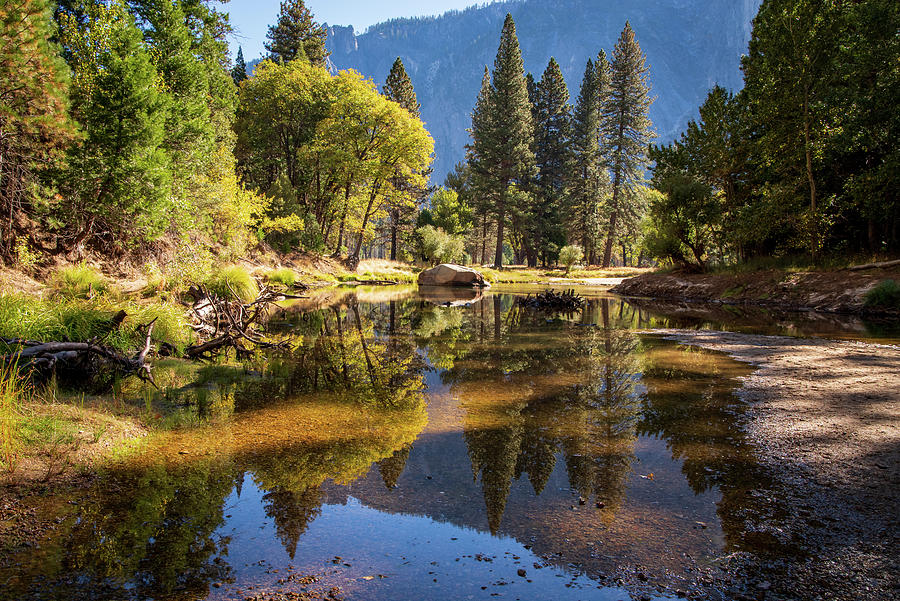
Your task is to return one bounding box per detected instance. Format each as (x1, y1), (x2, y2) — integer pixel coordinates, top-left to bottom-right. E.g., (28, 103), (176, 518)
(648, 329), (899, 601)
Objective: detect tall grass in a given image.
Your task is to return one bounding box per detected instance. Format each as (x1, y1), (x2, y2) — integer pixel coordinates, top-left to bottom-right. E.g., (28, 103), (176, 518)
(266, 267), (297, 288)
(0, 295), (192, 351)
(51, 263), (109, 298)
(205, 265), (259, 302)
(0, 362), (26, 472)
(864, 279), (900, 310)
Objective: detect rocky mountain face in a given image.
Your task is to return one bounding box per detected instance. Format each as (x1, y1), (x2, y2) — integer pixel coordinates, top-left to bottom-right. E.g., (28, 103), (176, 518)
(326, 0), (761, 182)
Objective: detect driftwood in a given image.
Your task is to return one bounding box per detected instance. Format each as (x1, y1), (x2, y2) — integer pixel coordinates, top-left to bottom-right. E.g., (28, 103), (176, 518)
(847, 258), (900, 271)
(0, 318), (157, 389)
(515, 289), (585, 312)
(182, 283), (292, 360)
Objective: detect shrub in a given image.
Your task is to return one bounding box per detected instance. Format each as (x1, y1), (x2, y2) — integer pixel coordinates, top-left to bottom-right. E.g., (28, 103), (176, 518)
(266, 267), (297, 288)
(205, 265), (259, 302)
(864, 279), (900, 310)
(417, 225), (465, 266)
(559, 245), (584, 275)
(51, 264), (109, 298)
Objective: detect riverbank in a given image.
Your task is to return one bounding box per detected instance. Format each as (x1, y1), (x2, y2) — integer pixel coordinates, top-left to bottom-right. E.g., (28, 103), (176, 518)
(612, 266), (900, 315)
(647, 329), (899, 601)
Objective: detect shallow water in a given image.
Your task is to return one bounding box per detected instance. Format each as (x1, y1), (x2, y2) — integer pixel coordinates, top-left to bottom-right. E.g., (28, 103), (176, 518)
(3, 288), (893, 600)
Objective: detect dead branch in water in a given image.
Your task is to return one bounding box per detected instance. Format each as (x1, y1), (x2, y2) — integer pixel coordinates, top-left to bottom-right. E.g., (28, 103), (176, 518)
(515, 289), (585, 312)
(181, 284), (294, 360)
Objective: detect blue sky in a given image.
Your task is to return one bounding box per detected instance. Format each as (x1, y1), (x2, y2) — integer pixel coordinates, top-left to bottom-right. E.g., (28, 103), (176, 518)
(226, 0), (490, 61)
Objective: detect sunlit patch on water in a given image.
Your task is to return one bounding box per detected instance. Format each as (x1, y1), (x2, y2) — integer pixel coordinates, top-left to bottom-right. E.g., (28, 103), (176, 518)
(4, 287), (871, 600)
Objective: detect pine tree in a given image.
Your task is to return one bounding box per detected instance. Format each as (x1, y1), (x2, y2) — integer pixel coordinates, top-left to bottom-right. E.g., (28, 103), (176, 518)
(600, 23), (654, 267)
(568, 58), (604, 264)
(466, 67), (497, 265)
(0, 0), (74, 255)
(232, 46), (248, 84)
(382, 56), (426, 260)
(57, 0), (171, 245)
(265, 0), (328, 68)
(532, 57), (572, 266)
(383, 57), (420, 117)
(468, 14), (536, 268)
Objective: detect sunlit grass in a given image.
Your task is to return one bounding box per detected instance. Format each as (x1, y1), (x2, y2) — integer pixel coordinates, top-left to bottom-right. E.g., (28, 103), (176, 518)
(0, 294), (192, 351)
(204, 265), (259, 302)
(266, 267), (298, 288)
(0, 362), (26, 473)
(51, 263), (110, 298)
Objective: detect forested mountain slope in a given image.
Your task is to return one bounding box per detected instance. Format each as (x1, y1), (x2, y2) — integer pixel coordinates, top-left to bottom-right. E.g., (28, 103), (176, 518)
(326, 0), (761, 181)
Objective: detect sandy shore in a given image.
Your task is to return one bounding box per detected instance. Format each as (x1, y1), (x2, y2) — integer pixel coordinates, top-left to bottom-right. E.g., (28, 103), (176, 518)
(646, 329), (899, 600)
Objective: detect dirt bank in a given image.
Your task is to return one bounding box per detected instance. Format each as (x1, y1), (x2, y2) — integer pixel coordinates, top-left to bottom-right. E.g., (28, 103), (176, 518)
(647, 329), (899, 601)
(612, 266), (900, 315)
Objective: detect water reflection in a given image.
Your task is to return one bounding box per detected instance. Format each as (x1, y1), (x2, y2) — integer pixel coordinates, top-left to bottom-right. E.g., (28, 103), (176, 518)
(4, 288), (860, 600)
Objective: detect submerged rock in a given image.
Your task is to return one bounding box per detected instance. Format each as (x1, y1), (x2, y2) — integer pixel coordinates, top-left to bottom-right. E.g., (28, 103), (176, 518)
(417, 264), (489, 288)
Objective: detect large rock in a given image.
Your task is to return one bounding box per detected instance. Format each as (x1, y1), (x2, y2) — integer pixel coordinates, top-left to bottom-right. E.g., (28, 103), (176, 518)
(417, 264), (490, 288)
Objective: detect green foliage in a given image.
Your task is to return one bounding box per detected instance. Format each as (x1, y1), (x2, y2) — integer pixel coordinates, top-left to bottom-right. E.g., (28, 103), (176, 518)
(266, 267), (297, 288)
(600, 22), (654, 267)
(57, 0), (172, 243)
(558, 245), (584, 274)
(417, 225), (465, 266)
(204, 265), (260, 303)
(0, 361), (26, 472)
(532, 57), (572, 267)
(383, 57), (420, 118)
(467, 14), (536, 268)
(0, 295), (191, 351)
(51, 263), (109, 298)
(568, 56), (607, 264)
(265, 0), (329, 67)
(0, 0), (74, 256)
(232, 46), (248, 84)
(14, 237), (40, 272)
(864, 280), (900, 310)
(430, 187), (472, 236)
(236, 60), (433, 261)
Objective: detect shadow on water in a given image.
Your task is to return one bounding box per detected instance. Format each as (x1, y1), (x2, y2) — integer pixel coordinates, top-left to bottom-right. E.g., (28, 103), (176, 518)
(2, 287), (891, 600)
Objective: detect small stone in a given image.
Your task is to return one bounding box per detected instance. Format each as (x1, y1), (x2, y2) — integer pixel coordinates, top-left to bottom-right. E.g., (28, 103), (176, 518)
(517, 569), (527, 577)
(758, 581), (771, 590)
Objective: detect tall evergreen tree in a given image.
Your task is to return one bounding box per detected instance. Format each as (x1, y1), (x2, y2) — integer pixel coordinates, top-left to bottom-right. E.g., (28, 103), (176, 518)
(382, 57), (425, 260)
(468, 14), (536, 268)
(265, 0), (328, 68)
(600, 22), (654, 267)
(532, 57), (572, 266)
(383, 57), (420, 117)
(0, 0), (74, 255)
(57, 0), (171, 246)
(232, 45), (248, 84)
(568, 58), (604, 264)
(466, 67), (497, 265)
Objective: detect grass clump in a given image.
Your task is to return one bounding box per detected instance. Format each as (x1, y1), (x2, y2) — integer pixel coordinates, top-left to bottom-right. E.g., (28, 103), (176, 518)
(266, 267), (297, 288)
(204, 265), (259, 302)
(864, 279), (900, 310)
(51, 263), (109, 298)
(0, 295), (192, 352)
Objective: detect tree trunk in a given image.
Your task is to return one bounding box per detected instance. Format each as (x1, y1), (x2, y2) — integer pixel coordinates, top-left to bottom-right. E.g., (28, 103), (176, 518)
(493, 190), (506, 269)
(390, 209), (399, 261)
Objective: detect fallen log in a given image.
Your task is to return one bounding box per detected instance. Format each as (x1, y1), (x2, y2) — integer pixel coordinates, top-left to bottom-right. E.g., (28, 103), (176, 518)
(0, 319), (157, 390)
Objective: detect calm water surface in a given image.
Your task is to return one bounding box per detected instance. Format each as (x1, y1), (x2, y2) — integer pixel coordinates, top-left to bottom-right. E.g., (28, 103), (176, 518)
(4, 287), (893, 600)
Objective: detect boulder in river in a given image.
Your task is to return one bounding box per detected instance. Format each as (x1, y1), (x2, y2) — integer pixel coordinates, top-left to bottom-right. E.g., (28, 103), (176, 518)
(417, 264), (490, 288)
